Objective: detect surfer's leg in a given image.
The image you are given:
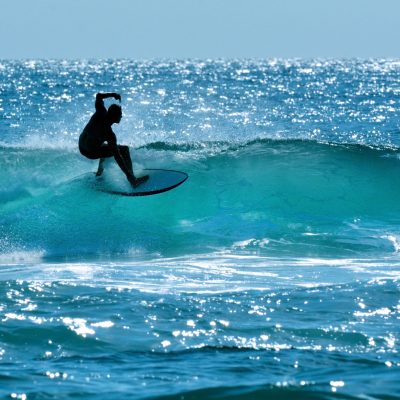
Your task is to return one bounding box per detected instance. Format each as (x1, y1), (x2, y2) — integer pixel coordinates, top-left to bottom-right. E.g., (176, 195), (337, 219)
(94, 144), (114, 176)
(118, 145), (133, 175)
(96, 158), (105, 176)
(116, 145), (149, 187)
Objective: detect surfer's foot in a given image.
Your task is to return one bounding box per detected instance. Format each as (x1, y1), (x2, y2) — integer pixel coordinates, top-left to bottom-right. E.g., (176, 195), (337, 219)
(132, 175), (149, 188)
(95, 169), (104, 177)
(128, 174), (148, 188)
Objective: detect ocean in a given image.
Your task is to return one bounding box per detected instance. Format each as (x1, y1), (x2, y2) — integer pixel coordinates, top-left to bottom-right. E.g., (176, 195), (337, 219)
(0, 59), (399, 399)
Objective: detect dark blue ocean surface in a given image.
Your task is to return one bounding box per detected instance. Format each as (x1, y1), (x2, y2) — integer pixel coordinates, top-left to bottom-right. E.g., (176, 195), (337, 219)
(0, 59), (399, 399)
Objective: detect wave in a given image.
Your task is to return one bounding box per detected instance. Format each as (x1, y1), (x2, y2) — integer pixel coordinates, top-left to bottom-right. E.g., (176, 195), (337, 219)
(139, 137), (400, 152)
(151, 385), (358, 400)
(1, 139), (400, 260)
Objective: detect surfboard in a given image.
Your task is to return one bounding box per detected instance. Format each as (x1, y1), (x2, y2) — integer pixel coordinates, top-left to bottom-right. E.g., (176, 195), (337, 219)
(92, 168), (188, 196)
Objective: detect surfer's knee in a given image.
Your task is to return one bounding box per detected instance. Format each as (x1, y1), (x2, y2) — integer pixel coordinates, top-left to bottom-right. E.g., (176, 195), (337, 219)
(119, 145), (129, 154)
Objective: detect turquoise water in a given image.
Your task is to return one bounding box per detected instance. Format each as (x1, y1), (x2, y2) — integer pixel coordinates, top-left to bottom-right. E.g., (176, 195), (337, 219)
(0, 59), (399, 399)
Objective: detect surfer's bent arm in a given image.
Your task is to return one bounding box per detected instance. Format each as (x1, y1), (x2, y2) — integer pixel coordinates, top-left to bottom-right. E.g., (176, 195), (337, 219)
(95, 92), (121, 111)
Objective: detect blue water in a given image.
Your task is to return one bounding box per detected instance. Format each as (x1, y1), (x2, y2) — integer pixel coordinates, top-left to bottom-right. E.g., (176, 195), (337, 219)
(0, 59), (399, 399)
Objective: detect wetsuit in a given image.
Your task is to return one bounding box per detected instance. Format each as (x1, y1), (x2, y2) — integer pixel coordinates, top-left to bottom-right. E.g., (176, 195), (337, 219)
(79, 95), (117, 159)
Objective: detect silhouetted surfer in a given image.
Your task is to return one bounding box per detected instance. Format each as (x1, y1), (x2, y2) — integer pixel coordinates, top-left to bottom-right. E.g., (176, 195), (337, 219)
(79, 92), (148, 187)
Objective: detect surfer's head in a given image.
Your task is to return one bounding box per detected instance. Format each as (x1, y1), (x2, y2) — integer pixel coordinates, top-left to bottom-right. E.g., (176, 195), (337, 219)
(108, 104), (122, 124)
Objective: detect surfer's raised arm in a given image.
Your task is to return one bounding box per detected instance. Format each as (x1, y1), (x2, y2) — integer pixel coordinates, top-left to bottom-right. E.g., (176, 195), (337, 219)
(96, 92), (121, 101)
(95, 92), (121, 111)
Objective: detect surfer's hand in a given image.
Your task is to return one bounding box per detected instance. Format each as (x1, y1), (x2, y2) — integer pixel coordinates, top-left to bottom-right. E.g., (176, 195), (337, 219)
(114, 93), (121, 102)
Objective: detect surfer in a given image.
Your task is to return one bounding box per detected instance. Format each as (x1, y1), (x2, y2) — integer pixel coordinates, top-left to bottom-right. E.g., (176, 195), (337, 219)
(79, 92), (148, 187)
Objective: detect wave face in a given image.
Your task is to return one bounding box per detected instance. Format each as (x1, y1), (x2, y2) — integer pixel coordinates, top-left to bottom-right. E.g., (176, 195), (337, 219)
(1, 60), (400, 400)
(1, 139), (400, 260)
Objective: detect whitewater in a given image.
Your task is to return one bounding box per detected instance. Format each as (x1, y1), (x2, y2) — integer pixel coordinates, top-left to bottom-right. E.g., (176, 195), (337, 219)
(0, 59), (399, 399)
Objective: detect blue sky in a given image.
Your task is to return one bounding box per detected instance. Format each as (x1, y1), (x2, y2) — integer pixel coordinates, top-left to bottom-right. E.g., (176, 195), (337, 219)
(1, 0), (399, 59)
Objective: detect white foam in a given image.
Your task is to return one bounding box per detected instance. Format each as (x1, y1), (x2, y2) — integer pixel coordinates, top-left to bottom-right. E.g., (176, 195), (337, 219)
(0, 250), (45, 264)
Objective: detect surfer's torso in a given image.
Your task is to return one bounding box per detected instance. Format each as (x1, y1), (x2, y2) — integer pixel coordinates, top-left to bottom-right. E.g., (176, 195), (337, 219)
(79, 98), (116, 157)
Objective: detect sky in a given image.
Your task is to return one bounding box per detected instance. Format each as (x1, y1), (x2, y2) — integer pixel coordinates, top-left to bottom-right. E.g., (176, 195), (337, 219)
(1, 0), (400, 59)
